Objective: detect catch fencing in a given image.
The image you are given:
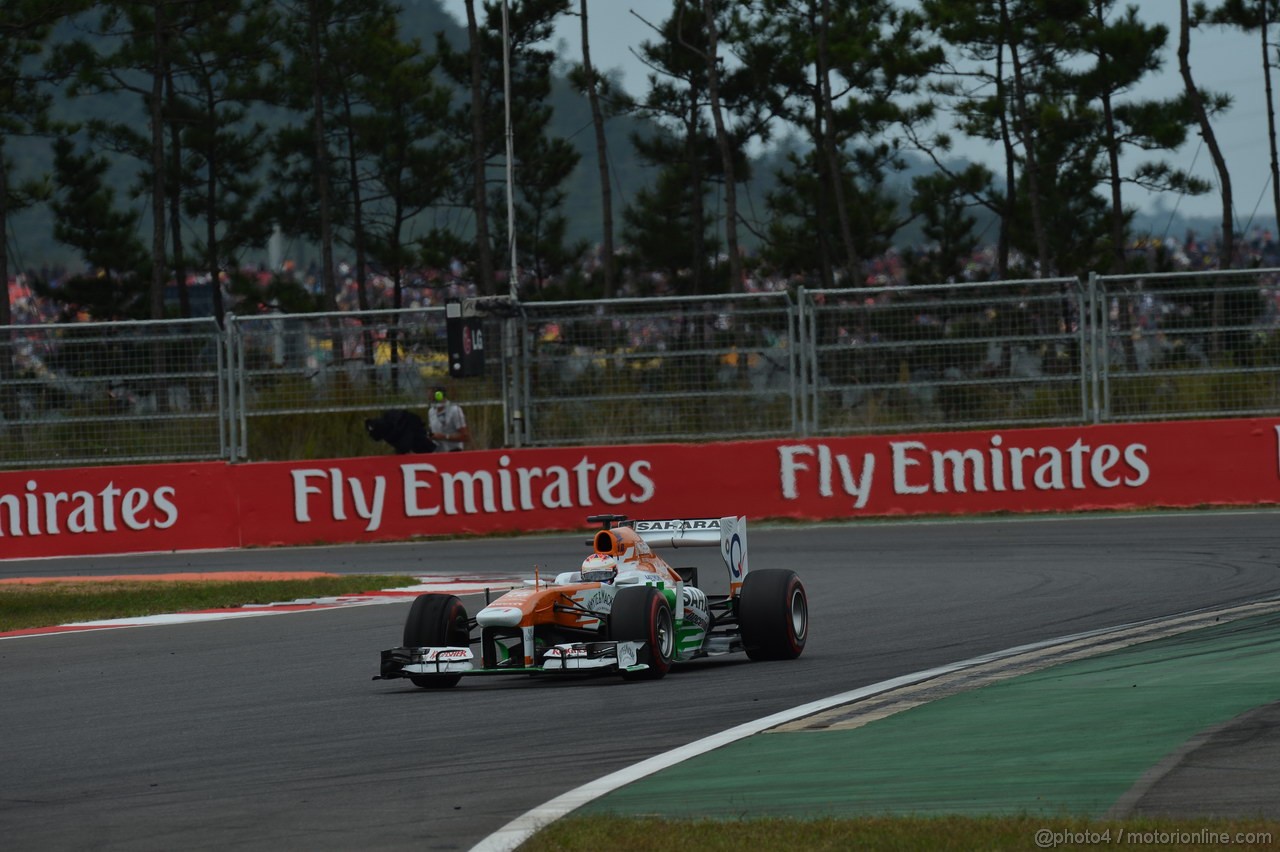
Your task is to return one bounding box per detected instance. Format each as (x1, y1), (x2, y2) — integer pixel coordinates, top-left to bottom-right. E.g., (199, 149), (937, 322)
(0, 318), (225, 468)
(3, 268), (1280, 468)
(225, 307), (509, 461)
(515, 293), (799, 446)
(800, 278), (1088, 436)
(1090, 269), (1280, 423)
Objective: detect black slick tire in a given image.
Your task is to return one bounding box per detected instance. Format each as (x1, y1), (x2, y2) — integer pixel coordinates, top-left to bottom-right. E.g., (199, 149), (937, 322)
(609, 586), (674, 680)
(738, 569), (808, 661)
(402, 593), (470, 688)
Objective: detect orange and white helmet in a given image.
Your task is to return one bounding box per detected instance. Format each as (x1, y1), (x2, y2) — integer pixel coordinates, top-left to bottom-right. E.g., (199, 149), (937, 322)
(580, 552), (619, 583)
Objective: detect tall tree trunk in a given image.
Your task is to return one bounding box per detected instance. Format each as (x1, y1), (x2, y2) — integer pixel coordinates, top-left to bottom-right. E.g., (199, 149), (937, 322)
(390, 200), (406, 393)
(150, 3), (168, 320)
(307, 0), (338, 313)
(0, 144), (15, 425)
(1179, 0), (1232, 360)
(699, 0), (742, 291)
(687, 109), (706, 295)
(1179, 0), (1233, 270)
(165, 66), (190, 318)
(1101, 86), (1126, 272)
(579, 0), (615, 297)
(0, 144), (10, 329)
(1000, 0), (1050, 277)
(1094, 0), (1126, 274)
(816, 0), (859, 283)
(203, 98), (225, 324)
(340, 92), (377, 378)
(993, 28), (1012, 280)
(1263, 8), (1280, 239)
(341, 94), (371, 314)
(465, 0), (496, 297)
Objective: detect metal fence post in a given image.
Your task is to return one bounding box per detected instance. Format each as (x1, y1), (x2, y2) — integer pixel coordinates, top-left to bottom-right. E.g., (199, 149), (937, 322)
(224, 314), (240, 461)
(504, 310), (522, 448)
(796, 286), (808, 437)
(1090, 269), (1100, 422)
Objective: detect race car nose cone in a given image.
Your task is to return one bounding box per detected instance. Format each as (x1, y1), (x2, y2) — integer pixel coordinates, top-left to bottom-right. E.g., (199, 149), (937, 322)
(476, 606), (523, 627)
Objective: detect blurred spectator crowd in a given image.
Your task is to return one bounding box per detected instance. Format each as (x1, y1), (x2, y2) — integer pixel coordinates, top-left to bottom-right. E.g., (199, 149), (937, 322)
(5, 226), (1278, 325)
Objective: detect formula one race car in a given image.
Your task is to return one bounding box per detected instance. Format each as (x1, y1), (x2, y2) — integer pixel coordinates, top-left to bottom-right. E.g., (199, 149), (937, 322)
(374, 514), (808, 687)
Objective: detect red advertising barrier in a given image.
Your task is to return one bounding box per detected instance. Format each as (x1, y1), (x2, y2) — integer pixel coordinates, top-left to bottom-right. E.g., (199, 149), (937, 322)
(0, 462), (239, 559)
(3, 418), (1279, 560)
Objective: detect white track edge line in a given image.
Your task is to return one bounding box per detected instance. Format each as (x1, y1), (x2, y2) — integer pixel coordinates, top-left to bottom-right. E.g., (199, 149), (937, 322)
(466, 620), (1153, 852)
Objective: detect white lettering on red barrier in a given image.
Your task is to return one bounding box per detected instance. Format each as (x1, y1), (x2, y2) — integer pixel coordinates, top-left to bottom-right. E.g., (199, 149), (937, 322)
(5, 419), (1274, 560)
(780, 434), (1149, 508)
(890, 435), (1149, 494)
(292, 455), (656, 529)
(292, 468), (387, 531)
(777, 445), (875, 508)
(0, 480), (178, 537)
(402, 455), (653, 515)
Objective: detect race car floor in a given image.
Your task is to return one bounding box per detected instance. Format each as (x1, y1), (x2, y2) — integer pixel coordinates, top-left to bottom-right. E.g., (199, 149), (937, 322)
(578, 610), (1280, 821)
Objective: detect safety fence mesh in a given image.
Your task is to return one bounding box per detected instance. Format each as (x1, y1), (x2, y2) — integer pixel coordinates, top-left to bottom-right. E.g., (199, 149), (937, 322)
(0, 318), (225, 468)
(3, 268), (1279, 468)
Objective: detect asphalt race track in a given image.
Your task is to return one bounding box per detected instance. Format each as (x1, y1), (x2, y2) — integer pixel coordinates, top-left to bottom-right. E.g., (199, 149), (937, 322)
(3, 511), (1280, 851)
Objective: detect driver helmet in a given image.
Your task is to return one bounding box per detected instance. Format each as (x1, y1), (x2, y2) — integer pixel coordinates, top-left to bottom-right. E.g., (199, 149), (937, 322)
(580, 552), (619, 583)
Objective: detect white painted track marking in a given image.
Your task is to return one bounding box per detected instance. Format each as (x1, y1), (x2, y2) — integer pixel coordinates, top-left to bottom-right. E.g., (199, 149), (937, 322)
(469, 599), (1280, 852)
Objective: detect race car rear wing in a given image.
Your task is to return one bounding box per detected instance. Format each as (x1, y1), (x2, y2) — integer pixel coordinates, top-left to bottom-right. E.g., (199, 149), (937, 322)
(631, 516), (749, 596)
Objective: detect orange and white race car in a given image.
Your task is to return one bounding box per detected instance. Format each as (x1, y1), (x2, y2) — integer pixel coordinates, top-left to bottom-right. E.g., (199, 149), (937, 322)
(374, 514), (808, 687)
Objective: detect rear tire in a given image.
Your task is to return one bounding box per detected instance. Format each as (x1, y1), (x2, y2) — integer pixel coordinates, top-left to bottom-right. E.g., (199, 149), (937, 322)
(610, 586), (674, 680)
(402, 594), (470, 688)
(739, 569), (808, 661)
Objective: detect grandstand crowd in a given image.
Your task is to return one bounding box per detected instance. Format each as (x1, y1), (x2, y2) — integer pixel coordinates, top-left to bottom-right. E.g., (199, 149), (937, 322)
(4, 227), (1276, 325)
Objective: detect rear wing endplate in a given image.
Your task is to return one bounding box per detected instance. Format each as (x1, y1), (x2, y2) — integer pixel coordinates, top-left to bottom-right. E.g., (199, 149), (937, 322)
(632, 516), (749, 595)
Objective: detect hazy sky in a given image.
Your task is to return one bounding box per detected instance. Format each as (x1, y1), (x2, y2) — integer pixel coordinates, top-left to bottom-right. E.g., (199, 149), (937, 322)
(531, 2), (1272, 224)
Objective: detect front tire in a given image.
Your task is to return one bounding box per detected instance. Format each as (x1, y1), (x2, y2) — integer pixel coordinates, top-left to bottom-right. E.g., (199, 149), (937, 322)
(610, 586), (674, 680)
(738, 569), (808, 661)
(402, 594), (470, 688)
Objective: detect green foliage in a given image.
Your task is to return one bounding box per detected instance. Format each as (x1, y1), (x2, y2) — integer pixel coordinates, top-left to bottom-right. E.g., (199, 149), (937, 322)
(622, 156), (721, 292)
(243, 403), (509, 461)
(237, 367), (505, 460)
(228, 270), (324, 315)
(47, 138), (149, 280)
(0, 412), (222, 467)
(1107, 367), (1280, 419)
(907, 166), (989, 284)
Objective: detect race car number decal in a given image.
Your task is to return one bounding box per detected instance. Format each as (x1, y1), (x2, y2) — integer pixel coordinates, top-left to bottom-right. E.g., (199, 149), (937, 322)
(719, 516), (747, 579)
(727, 533), (744, 578)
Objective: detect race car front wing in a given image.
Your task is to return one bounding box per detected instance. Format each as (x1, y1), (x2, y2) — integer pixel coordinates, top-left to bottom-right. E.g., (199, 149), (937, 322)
(374, 640), (647, 680)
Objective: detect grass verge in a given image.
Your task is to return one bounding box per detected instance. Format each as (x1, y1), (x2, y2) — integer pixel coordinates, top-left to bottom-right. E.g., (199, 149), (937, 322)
(523, 815), (1280, 851)
(0, 575), (414, 632)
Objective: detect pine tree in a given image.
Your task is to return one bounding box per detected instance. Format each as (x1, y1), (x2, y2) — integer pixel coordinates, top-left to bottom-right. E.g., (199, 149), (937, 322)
(1205, 0), (1280, 247)
(165, 0), (278, 323)
(1071, 0), (1209, 270)
(46, 137), (150, 318)
(749, 0), (942, 286)
(624, 9), (714, 293)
